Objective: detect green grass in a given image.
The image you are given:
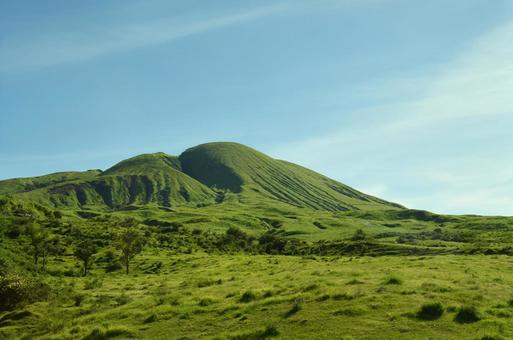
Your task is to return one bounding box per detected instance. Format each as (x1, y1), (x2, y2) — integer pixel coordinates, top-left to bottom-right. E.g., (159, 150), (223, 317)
(2, 254), (513, 339)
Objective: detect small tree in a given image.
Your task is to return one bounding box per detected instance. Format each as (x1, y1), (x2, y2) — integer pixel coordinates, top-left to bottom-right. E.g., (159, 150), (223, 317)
(74, 240), (98, 276)
(116, 229), (146, 274)
(40, 236), (59, 272)
(26, 225), (50, 271)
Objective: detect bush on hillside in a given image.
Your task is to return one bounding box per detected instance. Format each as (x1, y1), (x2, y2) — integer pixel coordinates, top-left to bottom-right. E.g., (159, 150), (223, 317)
(259, 233), (287, 254)
(217, 227), (254, 251)
(351, 229), (366, 241)
(454, 306), (480, 324)
(239, 291), (257, 303)
(384, 276), (402, 285)
(0, 272), (49, 311)
(417, 302), (444, 320)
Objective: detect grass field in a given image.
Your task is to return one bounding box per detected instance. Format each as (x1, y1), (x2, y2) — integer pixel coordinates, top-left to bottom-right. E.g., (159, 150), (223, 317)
(2, 253), (513, 340)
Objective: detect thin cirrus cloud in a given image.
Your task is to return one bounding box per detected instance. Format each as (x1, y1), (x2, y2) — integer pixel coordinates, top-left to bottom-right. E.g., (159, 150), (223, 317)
(272, 19), (513, 215)
(0, 3), (287, 73)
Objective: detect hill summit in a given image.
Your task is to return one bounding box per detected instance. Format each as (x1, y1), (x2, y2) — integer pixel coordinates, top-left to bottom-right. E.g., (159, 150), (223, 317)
(0, 142), (402, 211)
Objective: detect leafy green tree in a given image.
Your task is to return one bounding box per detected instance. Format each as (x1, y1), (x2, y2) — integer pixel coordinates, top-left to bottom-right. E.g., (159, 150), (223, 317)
(116, 229), (146, 274)
(26, 225), (50, 271)
(40, 236), (59, 272)
(74, 240), (98, 276)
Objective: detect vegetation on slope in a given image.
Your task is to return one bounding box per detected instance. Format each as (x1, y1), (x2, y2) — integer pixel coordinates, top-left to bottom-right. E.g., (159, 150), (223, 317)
(1, 152), (217, 210)
(0, 170), (101, 195)
(0, 142), (403, 212)
(179, 142), (402, 211)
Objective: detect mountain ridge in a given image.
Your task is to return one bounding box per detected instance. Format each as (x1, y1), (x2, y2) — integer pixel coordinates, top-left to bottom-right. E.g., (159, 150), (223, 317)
(0, 142), (403, 212)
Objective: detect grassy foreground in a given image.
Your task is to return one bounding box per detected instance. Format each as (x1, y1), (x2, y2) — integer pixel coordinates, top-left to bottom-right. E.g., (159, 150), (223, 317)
(2, 253), (513, 340)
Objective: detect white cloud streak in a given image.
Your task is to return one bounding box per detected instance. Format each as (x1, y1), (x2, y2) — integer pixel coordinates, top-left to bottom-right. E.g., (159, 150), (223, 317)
(0, 4), (287, 73)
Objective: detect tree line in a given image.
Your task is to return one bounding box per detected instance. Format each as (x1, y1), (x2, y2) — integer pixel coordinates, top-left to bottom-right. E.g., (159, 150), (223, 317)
(16, 217), (147, 276)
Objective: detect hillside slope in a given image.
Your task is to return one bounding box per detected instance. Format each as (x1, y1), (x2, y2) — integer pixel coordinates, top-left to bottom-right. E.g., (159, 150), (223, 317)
(0, 143), (402, 212)
(179, 142), (401, 211)
(1, 153), (216, 209)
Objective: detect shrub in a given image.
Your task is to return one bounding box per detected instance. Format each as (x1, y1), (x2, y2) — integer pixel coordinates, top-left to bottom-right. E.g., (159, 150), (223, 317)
(417, 302), (444, 320)
(239, 291), (257, 303)
(0, 272), (49, 311)
(6, 224), (21, 239)
(262, 290), (274, 298)
(262, 325), (279, 337)
(384, 276), (402, 285)
(259, 233), (287, 254)
(143, 313), (158, 324)
(351, 229), (366, 241)
(454, 306), (480, 324)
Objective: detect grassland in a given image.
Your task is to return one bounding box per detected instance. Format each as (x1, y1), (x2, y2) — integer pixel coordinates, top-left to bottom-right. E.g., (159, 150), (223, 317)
(2, 253), (513, 339)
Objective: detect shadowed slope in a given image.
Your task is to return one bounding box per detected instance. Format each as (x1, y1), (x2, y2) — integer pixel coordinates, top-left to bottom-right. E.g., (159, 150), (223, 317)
(179, 142), (402, 211)
(1, 153), (216, 209)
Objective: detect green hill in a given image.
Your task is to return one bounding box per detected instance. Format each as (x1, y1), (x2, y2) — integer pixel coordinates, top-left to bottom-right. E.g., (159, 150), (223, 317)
(0, 142), (401, 212)
(0, 152), (216, 210)
(0, 170), (101, 195)
(179, 142), (402, 211)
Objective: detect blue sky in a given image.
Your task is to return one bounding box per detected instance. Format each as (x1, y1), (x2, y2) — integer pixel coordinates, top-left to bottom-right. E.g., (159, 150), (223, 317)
(1, 0), (512, 215)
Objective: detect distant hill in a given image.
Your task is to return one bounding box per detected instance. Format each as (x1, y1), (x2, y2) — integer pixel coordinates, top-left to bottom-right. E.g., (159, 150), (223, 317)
(180, 142), (402, 211)
(0, 142), (402, 211)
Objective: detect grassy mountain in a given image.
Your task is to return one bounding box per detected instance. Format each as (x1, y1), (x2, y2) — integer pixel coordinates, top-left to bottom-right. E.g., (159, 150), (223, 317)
(0, 170), (101, 195)
(0, 142), (401, 212)
(180, 142), (402, 211)
(0, 153), (216, 210)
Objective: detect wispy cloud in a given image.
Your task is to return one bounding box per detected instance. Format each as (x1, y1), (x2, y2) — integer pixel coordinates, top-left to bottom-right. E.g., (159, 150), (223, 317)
(272, 20), (513, 215)
(0, 4), (287, 73)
